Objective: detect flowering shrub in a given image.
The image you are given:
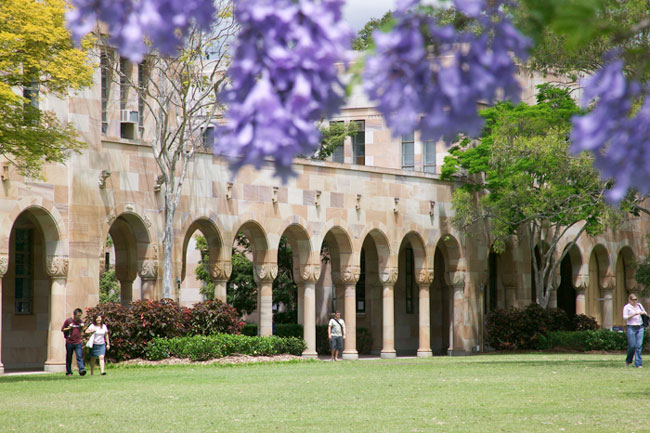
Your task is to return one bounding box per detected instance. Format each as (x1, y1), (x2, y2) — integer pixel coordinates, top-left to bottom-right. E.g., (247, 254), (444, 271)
(85, 302), (136, 362)
(185, 300), (245, 336)
(486, 304), (599, 350)
(144, 334), (306, 361)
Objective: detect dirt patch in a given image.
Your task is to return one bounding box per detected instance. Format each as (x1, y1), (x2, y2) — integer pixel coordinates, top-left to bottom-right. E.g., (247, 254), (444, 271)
(117, 354), (303, 367)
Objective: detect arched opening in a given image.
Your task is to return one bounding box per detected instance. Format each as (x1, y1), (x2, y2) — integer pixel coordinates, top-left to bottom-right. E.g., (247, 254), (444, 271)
(615, 247), (635, 328)
(587, 245), (609, 326)
(357, 229), (391, 355)
(557, 245), (581, 316)
(2, 208), (60, 370)
(180, 218), (223, 307)
(106, 213), (151, 304)
(277, 224), (312, 324)
(395, 232), (426, 356)
(431, 247), (451, 354)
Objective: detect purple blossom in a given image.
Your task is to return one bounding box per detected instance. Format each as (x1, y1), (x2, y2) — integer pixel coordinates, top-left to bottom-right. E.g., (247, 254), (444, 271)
(571, 58), (650, 202)
(215, 0), (353, 181)
(363, 0), (530, 142)
(66, 0), (216, 62)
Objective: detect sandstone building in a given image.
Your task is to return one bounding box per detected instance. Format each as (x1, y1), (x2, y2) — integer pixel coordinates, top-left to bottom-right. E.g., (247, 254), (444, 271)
(0, 56), (645, 373)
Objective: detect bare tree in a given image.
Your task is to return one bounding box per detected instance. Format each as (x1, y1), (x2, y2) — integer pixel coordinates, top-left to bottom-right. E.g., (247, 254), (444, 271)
(102, 0), (236, 298)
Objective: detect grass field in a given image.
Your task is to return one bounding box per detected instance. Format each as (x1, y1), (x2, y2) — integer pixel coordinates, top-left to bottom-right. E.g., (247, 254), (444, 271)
(1, 353), (648, 433)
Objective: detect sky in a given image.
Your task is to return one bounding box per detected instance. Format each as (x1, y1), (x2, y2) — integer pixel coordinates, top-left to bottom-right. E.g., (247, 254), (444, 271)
(343, 0), (395, 30)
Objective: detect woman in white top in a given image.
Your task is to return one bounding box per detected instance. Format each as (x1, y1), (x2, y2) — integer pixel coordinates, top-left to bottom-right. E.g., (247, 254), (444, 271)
(85, 315), (110, 375)
(623, 294), (646, 368)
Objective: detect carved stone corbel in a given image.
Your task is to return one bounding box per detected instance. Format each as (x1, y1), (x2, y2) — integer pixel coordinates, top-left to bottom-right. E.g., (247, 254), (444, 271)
(342, 266), (360, 284)
(575, 274), (589, 293)
(379, 267), (399, 285)
(254, 263), (278, 282)
(416, 268), (434, 285)
(46, 255), (69, 278)
(138, 259), (158, 280)
(210, 261), (232, 281)
(0, 254), (8, 277)
(451, 272), (465, 291)
(299, 264), (321, 283)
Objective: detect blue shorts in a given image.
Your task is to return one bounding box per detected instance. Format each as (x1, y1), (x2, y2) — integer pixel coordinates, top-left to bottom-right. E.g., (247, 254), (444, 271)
(90, 344), (106, 357)
(330, 336), (343, 352)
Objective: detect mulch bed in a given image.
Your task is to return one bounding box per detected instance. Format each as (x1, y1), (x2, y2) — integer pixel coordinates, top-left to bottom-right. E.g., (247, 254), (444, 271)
(117, 354), (303, 367)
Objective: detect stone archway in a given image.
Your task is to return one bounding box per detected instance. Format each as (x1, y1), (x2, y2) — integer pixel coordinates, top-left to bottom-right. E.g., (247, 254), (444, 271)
(614, 247), (635, 328)
(587, 244), (610, 327)
(557, 245), (581, 317)
(433, 234), (463, 355)
(1, 207), (67, 372)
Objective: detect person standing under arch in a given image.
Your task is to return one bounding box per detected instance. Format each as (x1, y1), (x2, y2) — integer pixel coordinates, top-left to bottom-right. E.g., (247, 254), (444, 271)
(328, 312), (345, 361)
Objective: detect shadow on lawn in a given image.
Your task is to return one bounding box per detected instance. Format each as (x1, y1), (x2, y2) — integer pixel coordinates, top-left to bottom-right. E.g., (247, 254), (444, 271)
(469, 358), (623, 368)
(0, 373), (91, 384)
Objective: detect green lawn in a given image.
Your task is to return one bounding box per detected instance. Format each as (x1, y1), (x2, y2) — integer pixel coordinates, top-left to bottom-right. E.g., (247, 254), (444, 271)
(1, 354), (648, 433)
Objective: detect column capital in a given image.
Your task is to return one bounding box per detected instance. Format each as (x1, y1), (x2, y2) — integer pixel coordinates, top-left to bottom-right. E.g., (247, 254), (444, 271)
(575, 274), (588, 293)
(0, 254), (8, 277)
(210, 260), (232, 281)
(296, 264), (321, 284)
(379, 267), (398, 285)
(451, 272), (465, 291)
(416, 268), (434, 285)
(254, 263), (278, 283)
(138, 259), (158, 280)
(46, 255), (69, 278)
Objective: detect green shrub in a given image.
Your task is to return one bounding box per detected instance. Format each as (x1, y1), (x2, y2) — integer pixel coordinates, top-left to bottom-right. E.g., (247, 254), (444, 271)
(144, 334), (306, 361)
(275, 323), (303, 338)
(186, 300), (244, 336)
(242, 323), (257, 336)
(539, 330), (649, 351)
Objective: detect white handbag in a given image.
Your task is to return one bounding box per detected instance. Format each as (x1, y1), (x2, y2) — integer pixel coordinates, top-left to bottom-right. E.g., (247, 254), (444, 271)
(85, 326), (95, 349)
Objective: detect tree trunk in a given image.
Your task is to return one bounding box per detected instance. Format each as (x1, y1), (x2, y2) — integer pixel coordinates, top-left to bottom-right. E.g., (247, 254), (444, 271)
(162, 190), (176, 299)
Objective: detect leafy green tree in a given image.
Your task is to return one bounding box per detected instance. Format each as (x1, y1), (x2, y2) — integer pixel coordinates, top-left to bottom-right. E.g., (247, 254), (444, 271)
(0, 0), (94, 179)
(273, 237), (297, 320)
(194, 234), (216, 300)
(99, 269), (120, 303)
(315, 121), (357, 160)
(442, 85), (617, 307)
(353, 11), (393, 50)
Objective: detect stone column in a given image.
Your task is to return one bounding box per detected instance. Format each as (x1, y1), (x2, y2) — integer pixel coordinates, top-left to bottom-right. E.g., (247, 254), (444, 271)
(602, 287), (614, 330)
(448, 273), (466, 356)
(342, 266), (360, 360)
(138, 259), (158, 300)
(0, 254), (8, 374)
(255, 263), (277, 337)
(380, 267), (398, 359)
(210, 261), (232, 303)
(44, 255), (69, 373)
(575, 275), (588, 315)
(548, 288), (558, 309)
(416, 269), (434, 357)
(299, 265), (320, 358)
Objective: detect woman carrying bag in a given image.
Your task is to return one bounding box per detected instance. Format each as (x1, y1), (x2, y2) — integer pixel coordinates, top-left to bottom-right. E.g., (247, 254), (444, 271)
(623, 294), (647, 368)
(85, 315), (110, 375)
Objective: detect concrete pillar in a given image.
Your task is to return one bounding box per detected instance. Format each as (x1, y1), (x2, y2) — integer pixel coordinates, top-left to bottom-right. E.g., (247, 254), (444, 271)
(343, 283), (358, 360)
(255, 263), (278, 337)
(0, 254), (8, 374)
(576, 288), (586, 315)
(417, 283), (432, 357)
(602, 288), (613, 330)
(138, 259), (158, 300)
(119, 279), (133, 305)
(548, 287), (557, 309)
(213, 280), (227, 302)
(44, 255), (69, 373)
(505, 285), (517, 308)
(448, 274), (466, 356)
(297, 264), (320, 358)
(379, 267), (397, 359)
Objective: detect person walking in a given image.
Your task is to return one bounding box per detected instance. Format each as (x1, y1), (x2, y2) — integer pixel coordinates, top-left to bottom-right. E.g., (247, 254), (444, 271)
(328, 311), (345, 361)
(61, 308), (86, 376)
(623, 294), (646, 368)
(85, 315), (110, 375)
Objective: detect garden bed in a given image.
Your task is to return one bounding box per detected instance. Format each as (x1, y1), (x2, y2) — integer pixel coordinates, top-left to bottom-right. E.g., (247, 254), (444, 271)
(118, 354), (303, 366)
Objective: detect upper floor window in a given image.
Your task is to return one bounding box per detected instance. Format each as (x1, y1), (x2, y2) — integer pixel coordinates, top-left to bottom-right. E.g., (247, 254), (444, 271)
(424, 139), (436, 173)
(14, 229), (33, 315)
(23, 82), (39, 110)
(202, 126), (215, 149)
(352, 120), (365, 165)
(100, 50), (111, 134)
(119, 57), (128, 110)
(331, 120), (344, 163)
(402, 133), (414, 171)
(137, 61), (149, 138)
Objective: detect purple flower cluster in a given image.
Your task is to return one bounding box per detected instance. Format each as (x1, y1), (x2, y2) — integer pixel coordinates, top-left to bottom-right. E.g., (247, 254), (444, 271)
(214, 0), (353, 180)
(363, 0), (530, 141)
(571, 58), (650, 202)
(66, 0), (216, 62)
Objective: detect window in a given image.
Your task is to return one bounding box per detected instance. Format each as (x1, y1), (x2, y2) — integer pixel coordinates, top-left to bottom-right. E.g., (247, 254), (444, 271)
(138, 61), (148, 138)
(356, 248), (366, 313)
(331, 121), (344, 163)
(352, 120), (365, 165)
(202, 126), (215, 149)
(119, 57), (128, 110)
(101, 50), (111, 134)
(23, 82), (39, 110)
(402, 133), (414, 170)
(424, 139), (436, 173)
(405, 247), (414, 314)
(14, 229), (33, 314)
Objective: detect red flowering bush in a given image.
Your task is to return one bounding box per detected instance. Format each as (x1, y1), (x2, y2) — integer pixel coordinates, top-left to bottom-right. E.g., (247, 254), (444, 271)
(185, 300), (244, 336)
(86, 298), (244, 362)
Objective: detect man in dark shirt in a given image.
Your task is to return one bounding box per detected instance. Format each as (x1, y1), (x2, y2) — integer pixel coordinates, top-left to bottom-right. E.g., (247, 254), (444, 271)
(61, 308), (86, 376)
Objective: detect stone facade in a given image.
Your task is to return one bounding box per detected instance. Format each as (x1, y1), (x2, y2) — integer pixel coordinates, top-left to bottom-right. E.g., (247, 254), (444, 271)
(0, 60), (646, 373)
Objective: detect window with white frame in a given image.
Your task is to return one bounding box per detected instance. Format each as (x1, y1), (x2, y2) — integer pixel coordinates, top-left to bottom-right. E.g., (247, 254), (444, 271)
(402, 133), (414, 170)
(424, 139), (436, 173)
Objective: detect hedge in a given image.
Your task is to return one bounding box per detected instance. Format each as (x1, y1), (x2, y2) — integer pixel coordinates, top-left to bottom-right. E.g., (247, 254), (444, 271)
(486, 304), (599, 350)
(85, 299), (244, 362)
(144, 334), (306, 361)
(537, 330), (649, 352)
